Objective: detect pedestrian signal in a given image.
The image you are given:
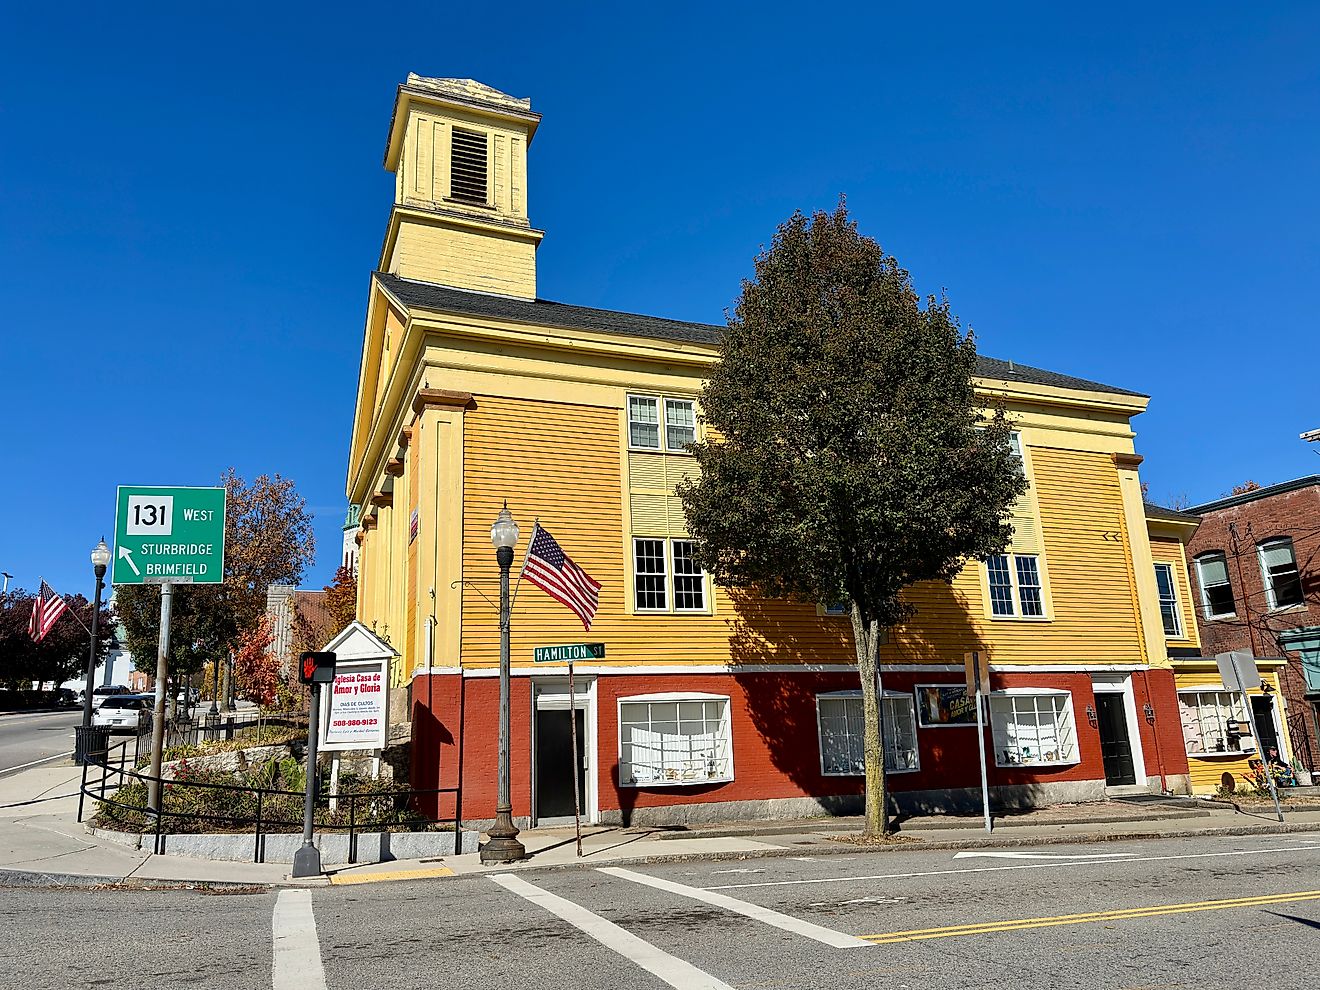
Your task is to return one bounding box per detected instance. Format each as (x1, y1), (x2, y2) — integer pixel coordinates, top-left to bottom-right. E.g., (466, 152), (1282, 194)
(299, 651), (337, 685)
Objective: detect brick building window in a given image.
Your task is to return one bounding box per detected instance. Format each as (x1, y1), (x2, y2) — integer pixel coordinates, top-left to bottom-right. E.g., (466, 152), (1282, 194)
(1258, 538), (1304, 610)
(989, 692), (1078, 766)
(1154, 562), (1182, 637)
(618, 694), (732, 786)
(1194, 551), (1235, 619)
(816, 691), (919, 775)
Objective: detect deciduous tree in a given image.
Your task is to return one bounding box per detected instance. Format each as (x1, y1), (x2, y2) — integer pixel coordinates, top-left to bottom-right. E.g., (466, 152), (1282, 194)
(0, 589), (114, 689)
(680, 203), (1026, 836)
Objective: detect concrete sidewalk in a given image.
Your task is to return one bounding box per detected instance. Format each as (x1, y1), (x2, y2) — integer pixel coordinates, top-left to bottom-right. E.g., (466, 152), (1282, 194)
(3, 760), (1319, 889)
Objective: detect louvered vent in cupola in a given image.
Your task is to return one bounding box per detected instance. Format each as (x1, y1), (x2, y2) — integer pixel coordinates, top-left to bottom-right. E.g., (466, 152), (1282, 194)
(450, 127), (489, 205)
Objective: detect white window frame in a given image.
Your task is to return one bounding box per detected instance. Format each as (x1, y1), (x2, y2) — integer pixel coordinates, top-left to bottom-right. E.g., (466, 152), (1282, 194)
(1178, 689), (1254, 757)
(986, 553), (1047, 620)
(627, 393), (697, 454)
(1194, 551), (1236, 620)
(988, 689), (1079, 768)
(616, 693), (733, 787)
(631, 537), (708, 614)
(1153, 562), (1183, 638)
(815, 690), (920, 776)
(1258, 537), (1304, 611)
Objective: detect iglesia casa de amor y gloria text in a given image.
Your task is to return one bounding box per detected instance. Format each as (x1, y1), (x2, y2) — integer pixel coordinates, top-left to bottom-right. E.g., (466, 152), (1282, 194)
(344, 75), (1285, 828)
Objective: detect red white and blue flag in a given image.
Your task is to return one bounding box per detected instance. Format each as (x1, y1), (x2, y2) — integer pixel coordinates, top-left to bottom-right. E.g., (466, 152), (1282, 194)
(28, 580), (68, 642)
(521, 524), (601, 630)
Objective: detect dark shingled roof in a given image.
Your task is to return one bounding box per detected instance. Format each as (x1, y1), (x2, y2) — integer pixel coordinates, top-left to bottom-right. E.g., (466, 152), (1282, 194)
(375, 273), (1146, 398)
(1144, 502), (1202, 524)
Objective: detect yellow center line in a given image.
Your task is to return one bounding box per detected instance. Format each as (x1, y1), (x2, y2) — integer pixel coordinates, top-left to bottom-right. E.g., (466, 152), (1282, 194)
(858, 889), (1320, 943)
(328, 865), (455, 885)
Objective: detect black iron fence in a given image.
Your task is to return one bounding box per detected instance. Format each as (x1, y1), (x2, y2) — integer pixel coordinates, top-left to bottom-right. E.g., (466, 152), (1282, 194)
(78, 740), (462, 865)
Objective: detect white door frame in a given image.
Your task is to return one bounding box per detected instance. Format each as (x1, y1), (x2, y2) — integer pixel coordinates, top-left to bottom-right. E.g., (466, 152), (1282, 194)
(530, 675), (598, 826)
(1091, 673), (1148, 786)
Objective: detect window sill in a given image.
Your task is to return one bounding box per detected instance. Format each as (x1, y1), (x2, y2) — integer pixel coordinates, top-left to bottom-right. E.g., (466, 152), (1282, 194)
(1204, 614), (1238, 622)
(988, 615), (1052, 623)
(994, 758), (1081, 770)
(631, 609), (713, 618)
(822, 766), (920, 777)
(1266, 604), (1307, 615)
(1187, 749), (1256, 759)
(620, 776), (733, 789)
(627, 446), (695, 457)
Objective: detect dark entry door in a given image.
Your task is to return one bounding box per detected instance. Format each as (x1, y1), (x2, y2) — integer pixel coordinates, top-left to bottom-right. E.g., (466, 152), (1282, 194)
(1251, 696), (1280, 755)
(535, 708), (586, 820)
(1096, 693), (1137, 786)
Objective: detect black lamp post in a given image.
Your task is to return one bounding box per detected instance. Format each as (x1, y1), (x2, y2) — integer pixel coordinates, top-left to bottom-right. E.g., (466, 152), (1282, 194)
(480, 503), (526, 864)
(76, 539), (111, 763)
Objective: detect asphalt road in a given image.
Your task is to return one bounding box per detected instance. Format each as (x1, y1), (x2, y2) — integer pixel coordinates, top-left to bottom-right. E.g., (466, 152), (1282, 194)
(1, 832), (1317, 989)
(0, 710), (81, 775)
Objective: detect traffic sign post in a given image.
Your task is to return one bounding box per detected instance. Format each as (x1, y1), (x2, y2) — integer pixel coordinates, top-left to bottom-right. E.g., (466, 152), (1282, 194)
(112, 486), (226, 586)
(114, 486), (228, 814)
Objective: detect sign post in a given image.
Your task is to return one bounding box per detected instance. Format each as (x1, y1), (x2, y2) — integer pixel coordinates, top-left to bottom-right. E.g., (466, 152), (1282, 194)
(112, 486), (226, 814)
(535, 644), (600, 856)
(1216, 651), (1283, 822)
(294, 651), (337, 878)
(965, 651), (993, 833)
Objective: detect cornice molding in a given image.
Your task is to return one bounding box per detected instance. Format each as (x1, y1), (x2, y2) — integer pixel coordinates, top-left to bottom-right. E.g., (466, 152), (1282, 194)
(412, 388), (475, 417)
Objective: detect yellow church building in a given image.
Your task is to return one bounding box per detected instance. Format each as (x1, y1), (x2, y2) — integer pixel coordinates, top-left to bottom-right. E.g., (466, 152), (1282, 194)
(344, 75), (1228, 827)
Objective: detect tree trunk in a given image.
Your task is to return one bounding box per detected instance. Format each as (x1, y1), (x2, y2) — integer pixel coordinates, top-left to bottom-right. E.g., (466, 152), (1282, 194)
(851, 605), (891, 836)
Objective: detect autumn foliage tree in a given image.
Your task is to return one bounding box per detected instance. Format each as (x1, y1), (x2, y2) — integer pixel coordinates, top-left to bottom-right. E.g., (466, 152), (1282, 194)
(680, 204), (1026, 836)
(232, 616), (279, 706)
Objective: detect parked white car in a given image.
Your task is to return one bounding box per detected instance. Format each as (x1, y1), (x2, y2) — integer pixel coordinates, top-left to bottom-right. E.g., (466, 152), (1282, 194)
(91, 695), (152, 734)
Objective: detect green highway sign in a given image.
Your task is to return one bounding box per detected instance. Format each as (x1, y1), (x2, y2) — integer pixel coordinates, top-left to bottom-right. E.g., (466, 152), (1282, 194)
(112, 486), (227, 585)
(533, 643), (605, 663)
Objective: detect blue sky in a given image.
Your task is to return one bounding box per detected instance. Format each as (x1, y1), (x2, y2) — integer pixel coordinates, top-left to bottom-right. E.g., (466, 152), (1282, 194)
(2, 3), (1318, 599)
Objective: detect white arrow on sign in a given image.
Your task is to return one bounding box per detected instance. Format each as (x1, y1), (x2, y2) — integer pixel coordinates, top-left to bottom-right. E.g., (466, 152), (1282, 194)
(117, 545), (140, 576)
(953, 850), (1136, 861)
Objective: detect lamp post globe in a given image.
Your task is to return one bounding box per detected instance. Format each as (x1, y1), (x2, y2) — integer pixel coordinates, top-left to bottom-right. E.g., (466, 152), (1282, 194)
(77, 538), (112, 761)
(480, 502), (526, 864)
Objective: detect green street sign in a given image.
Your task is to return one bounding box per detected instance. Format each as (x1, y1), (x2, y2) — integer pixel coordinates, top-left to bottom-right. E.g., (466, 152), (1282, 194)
(533, 643), (605, 663)
(112, 486), (226, 585)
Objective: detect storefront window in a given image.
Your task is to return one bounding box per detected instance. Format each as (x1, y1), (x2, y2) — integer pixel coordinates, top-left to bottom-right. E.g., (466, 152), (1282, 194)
(1179, 690), (1252, 755)
(989, 692), (1078, 767)
(618, 695), (732, 786)
(816, 692), (919, 775)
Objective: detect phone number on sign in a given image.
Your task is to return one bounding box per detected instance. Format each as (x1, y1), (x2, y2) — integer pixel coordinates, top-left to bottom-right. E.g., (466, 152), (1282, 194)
(331, 718), (380, 728)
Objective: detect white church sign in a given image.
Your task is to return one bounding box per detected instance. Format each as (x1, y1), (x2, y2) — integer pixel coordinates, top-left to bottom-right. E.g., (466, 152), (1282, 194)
(316, 621), (396, 752)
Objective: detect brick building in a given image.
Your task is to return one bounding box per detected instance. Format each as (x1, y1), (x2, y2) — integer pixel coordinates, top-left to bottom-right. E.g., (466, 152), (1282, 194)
(1185, 476), (1320, 777)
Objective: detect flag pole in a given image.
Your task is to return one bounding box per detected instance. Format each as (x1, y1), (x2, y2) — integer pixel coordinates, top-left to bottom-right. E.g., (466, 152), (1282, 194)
(509, 519), (537, 611)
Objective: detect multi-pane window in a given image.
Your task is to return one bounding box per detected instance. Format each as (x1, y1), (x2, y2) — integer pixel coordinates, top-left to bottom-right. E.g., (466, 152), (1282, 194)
(1259, 538), (1304, 610)
(1195, 552), (1235, 618)
(671, 540), (705, 611)
(628, 396), (661, 449)
(628, 395), (695, 452)
(619, 696), (731, 786)
(1179, 690), (1251, 755)
(987, 554), (1046, 618)
(665, 399), (696, 450)
(817, 693), (919, 775)
(989, 693), (1077, 766)
(633, 538), (668, 610)
(633, 537), (706, 613)
(1154, 562), (1182, 637)
(449, 127), (488, 205)
(1008, 430), (1025, 475)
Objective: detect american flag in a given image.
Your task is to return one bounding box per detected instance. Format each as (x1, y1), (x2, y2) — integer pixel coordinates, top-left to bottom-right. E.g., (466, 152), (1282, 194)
(522, 524), (602, 630)
(28, 580), (68, 642)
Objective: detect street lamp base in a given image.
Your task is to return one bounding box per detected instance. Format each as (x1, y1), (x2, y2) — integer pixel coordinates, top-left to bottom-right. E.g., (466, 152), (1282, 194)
(291, 843), (323, 878)
(479, 835), (527, 864)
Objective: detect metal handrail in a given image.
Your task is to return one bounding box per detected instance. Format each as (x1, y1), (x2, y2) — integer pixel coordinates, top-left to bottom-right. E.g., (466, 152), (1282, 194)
(80, 741), (462, 864)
